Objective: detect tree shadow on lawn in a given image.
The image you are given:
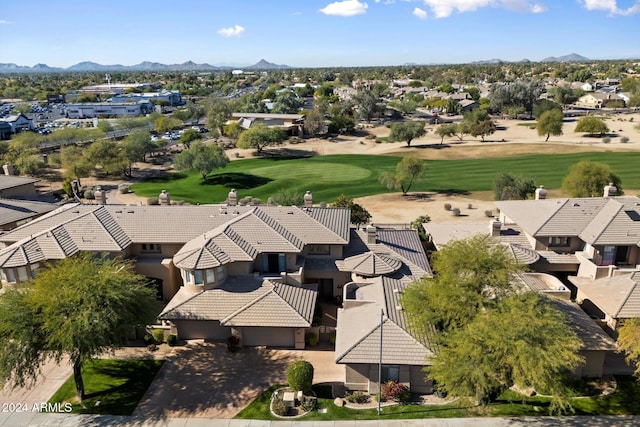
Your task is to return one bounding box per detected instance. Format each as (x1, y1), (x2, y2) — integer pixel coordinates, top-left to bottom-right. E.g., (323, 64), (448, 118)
(204, 173), (272, 189)
(140, 172), (187, 184)
(257, 147), (317, 160)
(434, 189), (471, 196)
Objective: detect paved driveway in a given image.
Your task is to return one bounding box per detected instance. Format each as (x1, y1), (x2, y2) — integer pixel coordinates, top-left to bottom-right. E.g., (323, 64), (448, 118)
(133, 341), (344, 419)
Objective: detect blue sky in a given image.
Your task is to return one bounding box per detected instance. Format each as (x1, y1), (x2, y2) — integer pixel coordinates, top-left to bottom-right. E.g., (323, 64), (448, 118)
(1, 0), (639, 68)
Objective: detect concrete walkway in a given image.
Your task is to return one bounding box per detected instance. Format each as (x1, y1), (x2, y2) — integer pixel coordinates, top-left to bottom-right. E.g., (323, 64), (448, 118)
(0, 357), (72, 407)
(0, 414), (638, 426)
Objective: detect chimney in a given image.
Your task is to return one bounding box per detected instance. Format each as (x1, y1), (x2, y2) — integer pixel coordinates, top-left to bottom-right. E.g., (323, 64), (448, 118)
(534, 185), (547, 200)
(3, 163), (14, 176)
(228, 189), (237, 206)
(489, 219), (501, 237)
(94, 186), (107, 205)
(159, 189), (171, 206)
(366, 225), (377, 244)
(304, 191), (313, 208)
(603, 182), (617, 198)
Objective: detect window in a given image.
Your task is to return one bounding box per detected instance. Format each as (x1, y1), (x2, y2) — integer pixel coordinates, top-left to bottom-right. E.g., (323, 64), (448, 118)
(141, 243), (161, 253)
(548, 236), (570, 247)
(17, 266), (28, 282)
(30, 263), (39, 279)
(5, 268), (16, 283)
(184, 270), (192, 283)
(206, 269), (215, 284)
(216, 266), (225, 282)
(308, 244), (330, 255)
(193, 270), (204, 286)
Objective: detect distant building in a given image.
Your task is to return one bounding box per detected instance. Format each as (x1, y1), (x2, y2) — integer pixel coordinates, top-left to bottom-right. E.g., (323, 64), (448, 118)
(0, 114), (34, 133)
(109, 89), (182, 107)
(66, 101), (154, 119)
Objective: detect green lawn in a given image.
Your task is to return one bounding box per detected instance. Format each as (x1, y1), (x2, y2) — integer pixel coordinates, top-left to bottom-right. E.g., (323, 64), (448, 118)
(236, 377), (640, 421)
(131, 152), (640, 205)
(47, 359), (164, 415)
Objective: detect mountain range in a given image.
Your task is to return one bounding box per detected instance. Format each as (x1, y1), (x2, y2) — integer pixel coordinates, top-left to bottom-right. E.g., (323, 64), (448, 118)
(0, 53), (595, 74)
(0, 59), (290, 74)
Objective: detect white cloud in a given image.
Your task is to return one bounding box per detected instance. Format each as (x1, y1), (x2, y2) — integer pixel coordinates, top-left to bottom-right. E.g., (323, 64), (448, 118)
(217, 25), (245, 37)
(581, 0), (640, 15)
(0, 19), (11, 24)
(319, 0), (368, 16)
(413, 7), (428, 18)
(421, 0), (548, 18)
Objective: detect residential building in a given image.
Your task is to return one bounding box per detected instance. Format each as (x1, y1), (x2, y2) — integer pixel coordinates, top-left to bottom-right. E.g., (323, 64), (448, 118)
(576, 92), (624, 108)
(229, 112), (305, 136)
(0, 174), (40, 199)
(0, 114), (34, 133)
(0, 198), (57, 231)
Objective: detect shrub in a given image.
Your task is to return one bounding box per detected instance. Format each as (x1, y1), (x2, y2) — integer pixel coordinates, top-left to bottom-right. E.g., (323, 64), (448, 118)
(272, 398), (289, 416)
(152, 329), (164, 344)
(346, 391), (370, 404)
(485, 210), (494, 218)
(143, 334), (154, 345)
(227, 335), (240, 352)
(381, 380), (411, 403)
(305, 332), (318, 347)
(467, 203), (473, 209)
(287, 360), (314, 393)
(301, 396), (317, 411)
(84, 189), (95, 199)
(118, 184), (130, 194)
(444, 203), (452, 211)
(365, 134), (376, 140)
(167, 334), (177, 346)
(147, 197), (160, 205)
(250, 197), (261, 206)
(147, 343), (157, 352)
(620, 136), (629, 143)
(238, 196), (253, 206)
(451, 207), (461, 216)
(603, 137), (611, 143)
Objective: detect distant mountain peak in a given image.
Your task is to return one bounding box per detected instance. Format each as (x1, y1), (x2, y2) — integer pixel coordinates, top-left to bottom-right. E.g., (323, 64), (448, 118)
(246, 59), (290, 69)
(542, 53), (589, 62)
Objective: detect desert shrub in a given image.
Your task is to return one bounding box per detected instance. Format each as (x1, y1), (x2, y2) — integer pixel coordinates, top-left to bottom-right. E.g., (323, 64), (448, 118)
(167, 334), (177, 346)
(467, 203), (473, 209)
(365, 133), (376, 140)
(451, 207), (461, 216)
(485, 210), (494, 218)
(305, 332), (318, 347)
(301, 396), (317, 411)
(287, 360), (314, 393)
(147, 343), (157, 352)
(381, 380), (411, 403)
(118, 184), (129, 194)
(602, 137), (611, 143)
(152, 329), (164, 344)
(346, 391), (370, 404)
(143, 334), (154, 345)
(620, 136), (629, 143)
(84, 189), (95, 199)
(250, 197), (261, 206)
(238, 196), (253, 206)
(147, 197), (159, 205)
(272, 398), (289, 416)
(227, 335), (240, 352)
(444, 203), (452, 211)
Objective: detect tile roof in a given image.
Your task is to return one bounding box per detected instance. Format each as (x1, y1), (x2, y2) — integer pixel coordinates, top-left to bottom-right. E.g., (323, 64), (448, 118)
(570, 273), (640, 319)
(0, 198), (57, 227)
(549, 298), (617, 351)
(159, 277), (317, 328)
(0, 204), (351, 269)
(336, 252), (403, 276)
(0, 175), (39, 191)
(335, 277), (433, 365)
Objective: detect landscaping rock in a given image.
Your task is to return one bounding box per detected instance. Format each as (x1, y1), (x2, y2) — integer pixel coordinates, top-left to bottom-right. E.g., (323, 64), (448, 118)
(334, 397), (345, 407)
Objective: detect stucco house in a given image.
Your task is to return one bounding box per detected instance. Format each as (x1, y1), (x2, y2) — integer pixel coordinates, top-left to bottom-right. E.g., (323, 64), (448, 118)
(576, 92), (624, 108)
(0, 114), (33, 133)
(0, 173), (40, 199)
(0, 198), (57, 231)
(229, 112), (305, 136)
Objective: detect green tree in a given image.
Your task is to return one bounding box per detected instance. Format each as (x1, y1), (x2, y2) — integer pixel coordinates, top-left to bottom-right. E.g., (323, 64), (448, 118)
(617, 317), (640, 377)
(174, 140), (229, 180)
(303, 109), (325, 136)
(493, 173), (536, 200)
(575, 116), (609, 136)
(204, 98), (231, 137)
(561, 160), (623, 197)
(154, 116), (183, 134)
(537, 109), (564, 142)
(119, 130), (155, 177)
(352, 89), (381, 123)
(60, 146), (93, 185)
(463, 109), (495, 142)
(532, 99), (562, 119)
(380, 156), (428, 195)
(272, 91), (302, 114)
(389, 121), (426, 147)
(178, 128), (201, 149)
(286, 360), (314, 393)
(435, 123), (458, 144)
(429, 292), (582, 413)
(85, 140), (129, 176)
(331, 194), (371, 227)
(328, 115), (355, 134)
(0, 254), (158, 402)
(402, 235), (522, 334)
(237, 124), (286, 153)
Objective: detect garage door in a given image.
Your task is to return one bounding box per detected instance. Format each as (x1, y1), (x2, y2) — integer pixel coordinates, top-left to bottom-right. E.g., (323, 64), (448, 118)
(175, 320), (231, 341)
(242, 327), (295, 347)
